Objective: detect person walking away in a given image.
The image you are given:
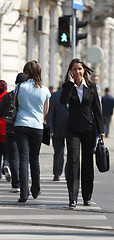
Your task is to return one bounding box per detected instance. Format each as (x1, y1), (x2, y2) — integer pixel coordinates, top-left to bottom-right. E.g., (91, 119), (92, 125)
(44, 86), (54, 123)
(101, 87), (114, 137)
(60, 58), (104, 208)
(14, 60), (51, 202)
(47, 87), (69, 181)
(91, 74), (101, 152)
(0, 80), (11, 181)
(0, 73), (26, 192)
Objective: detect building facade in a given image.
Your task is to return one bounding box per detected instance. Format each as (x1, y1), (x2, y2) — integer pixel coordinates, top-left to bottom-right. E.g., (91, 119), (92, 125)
(0, 0), (114, 95)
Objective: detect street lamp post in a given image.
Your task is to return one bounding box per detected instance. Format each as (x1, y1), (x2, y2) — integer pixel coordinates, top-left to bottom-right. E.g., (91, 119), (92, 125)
(72, 9), (76, 59)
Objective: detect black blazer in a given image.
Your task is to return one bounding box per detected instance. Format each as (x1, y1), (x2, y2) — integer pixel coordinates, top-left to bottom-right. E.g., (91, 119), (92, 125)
(60, 81), (104, 134)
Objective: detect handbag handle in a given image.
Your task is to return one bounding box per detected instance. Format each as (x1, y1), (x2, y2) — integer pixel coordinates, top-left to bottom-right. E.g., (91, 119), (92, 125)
(101, 135), (103, 141)
(98, 138), (104, 145)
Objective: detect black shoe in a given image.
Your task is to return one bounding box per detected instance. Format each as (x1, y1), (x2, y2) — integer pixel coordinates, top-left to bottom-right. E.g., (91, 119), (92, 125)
(84, 200), (91, 206)
(53, 176), (60, 181)
(18, 198), (27, 203)
(33, 191), (41, 199)
(69, 200), (76, 209)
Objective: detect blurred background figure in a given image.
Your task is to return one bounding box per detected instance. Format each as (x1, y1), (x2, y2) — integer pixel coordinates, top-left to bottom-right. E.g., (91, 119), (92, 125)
(0, 80), (11, 181)
(0, 73), (26, 192)
(47, 86), (69, 181)
(7, 73), (26, 192)
(91, 74), (101, 152)
(91, 74), (101, 99)
(101, 87), (114, 137)
(49, 86), (54, 94)
(45, 86), (54, 123)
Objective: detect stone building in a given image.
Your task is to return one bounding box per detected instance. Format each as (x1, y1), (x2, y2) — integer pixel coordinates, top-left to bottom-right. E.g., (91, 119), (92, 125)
(0, 0), (114, 95)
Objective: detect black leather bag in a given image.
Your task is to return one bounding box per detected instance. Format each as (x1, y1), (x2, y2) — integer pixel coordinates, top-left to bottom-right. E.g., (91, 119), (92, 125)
(42, 123), (50, 146)
(95, 139), (110, 172)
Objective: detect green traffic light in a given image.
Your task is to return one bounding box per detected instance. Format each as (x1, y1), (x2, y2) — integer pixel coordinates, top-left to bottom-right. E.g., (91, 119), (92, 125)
(61, 33), (68, 43)
(58, 16), (70, 47)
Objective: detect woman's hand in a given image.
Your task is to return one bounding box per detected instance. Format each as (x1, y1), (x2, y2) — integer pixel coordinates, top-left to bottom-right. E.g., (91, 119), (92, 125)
(68, 71), (74, 83)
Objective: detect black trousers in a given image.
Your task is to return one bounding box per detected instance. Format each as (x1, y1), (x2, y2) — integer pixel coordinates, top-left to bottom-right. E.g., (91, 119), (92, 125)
(66, 131), (96, 203)
(52, 136), (65, 177)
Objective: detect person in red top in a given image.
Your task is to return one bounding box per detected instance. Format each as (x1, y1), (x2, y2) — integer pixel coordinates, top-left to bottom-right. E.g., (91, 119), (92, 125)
(0, 80), (11, 181)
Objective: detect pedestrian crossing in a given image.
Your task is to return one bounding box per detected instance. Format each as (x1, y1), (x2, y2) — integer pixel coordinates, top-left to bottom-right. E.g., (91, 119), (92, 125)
(0, 226), (113, 240)
(0, 175), (113, 240)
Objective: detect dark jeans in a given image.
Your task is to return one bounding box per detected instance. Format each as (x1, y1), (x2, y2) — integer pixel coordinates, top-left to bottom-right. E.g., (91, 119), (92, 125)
(0, 141), (10, 179)
(15, 126), (43, 200)
(6, 133), (20, 188)
(66, 131), (96, 203)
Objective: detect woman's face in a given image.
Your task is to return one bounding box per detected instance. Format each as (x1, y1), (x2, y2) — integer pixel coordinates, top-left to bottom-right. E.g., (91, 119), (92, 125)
(71, 62), (84, 84)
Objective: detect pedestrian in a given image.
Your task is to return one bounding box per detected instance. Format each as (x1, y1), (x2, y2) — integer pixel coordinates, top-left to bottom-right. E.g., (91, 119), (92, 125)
(60, 58), (104, 208)
(91, 74), (101, 97)
(0, 73), (26, 192)
(101, 87), (114, 137)
(0, 80), (11, 181)
(91, 74), (101, 152)
(47, 86), (69, 181)
(14, 60), (51, 202)
(44, 86), (54, 123)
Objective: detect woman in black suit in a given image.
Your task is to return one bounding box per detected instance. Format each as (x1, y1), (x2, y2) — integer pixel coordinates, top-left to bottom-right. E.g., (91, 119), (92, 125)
(60, 58), (104, 208)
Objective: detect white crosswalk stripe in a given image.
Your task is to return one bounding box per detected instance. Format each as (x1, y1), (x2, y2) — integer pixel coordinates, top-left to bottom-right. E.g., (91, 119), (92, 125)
(0, 214), (107, 220)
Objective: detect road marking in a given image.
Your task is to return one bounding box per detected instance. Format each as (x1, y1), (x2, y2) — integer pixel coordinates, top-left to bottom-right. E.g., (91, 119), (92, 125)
(1, 215), (107, 220)
(0, 205), (101, 210)
(0, 175), (111, 232)
(0, 233), (113, 240)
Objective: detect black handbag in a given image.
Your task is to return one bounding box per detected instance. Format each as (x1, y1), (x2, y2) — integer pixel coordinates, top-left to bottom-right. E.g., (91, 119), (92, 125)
(95, 139), (110, 172)
(1, 83), (20, 124)
(42, 123), (50, 146)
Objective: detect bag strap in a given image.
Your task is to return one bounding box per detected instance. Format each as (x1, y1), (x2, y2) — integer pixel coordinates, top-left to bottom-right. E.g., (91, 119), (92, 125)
(14, 83), (21, 101)
(9, 90), (14, 99)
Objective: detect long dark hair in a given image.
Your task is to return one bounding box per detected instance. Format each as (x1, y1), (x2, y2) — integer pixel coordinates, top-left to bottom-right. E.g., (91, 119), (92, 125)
(65, 58), (93, 84)
(23, 60), (42, 88)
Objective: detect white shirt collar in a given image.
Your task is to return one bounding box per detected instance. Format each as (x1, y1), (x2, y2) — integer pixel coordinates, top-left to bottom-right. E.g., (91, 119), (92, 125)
(74, 78), (88, 88)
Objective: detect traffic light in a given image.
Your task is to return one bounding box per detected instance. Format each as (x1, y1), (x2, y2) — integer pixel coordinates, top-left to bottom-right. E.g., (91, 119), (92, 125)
(58, 16), (70, 47)
(76, 18), (88, 46)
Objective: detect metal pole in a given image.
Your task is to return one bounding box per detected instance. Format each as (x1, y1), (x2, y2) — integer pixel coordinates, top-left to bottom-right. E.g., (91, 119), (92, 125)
(72, 9), (76, 59)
